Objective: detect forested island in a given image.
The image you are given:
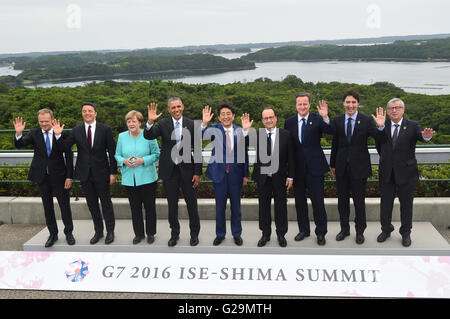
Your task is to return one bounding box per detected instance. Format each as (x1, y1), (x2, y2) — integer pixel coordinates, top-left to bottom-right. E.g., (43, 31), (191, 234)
(0, 54), (254, 85)
(0, 76), (448, 147)
(244, 37), (450, 62)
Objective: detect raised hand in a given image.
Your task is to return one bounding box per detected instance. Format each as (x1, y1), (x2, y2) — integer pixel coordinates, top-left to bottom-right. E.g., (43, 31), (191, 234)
(202, 105), (214, 126)
(52, 118), (65, 136)
(241, 113), (254, 131)
(371, 107), (386, 128)
(13, 117), (26, 136)
(422, 128), (435, 139)
(317, 100), (329, 121)
(147, 103), (163, 125)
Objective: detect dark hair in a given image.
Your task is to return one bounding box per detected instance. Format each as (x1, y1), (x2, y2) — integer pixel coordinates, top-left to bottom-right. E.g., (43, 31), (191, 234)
(342, 90), (360, 103)
(262, 107), (277, 117)
(295, 92), (312, 104)
(217, 103), (235, 115)
(82, 102), (97, 112)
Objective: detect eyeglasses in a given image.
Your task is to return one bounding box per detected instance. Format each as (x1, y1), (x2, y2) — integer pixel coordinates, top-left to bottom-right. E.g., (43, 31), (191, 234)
(387, 106), (404, 111)
(262, 116), (276, 121)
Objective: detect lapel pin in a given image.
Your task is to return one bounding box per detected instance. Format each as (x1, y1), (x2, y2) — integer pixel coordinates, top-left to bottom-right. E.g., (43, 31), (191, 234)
(403, 126), (406, 130)
(358, 120), (360, 124)
(309, 122), (312, 125)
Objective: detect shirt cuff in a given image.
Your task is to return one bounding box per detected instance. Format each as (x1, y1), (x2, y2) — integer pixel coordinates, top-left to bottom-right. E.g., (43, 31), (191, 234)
(146, 123), (153, 130)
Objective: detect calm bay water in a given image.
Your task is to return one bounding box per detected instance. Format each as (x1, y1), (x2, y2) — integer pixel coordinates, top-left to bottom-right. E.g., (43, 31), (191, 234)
(2, 53), (449, 95)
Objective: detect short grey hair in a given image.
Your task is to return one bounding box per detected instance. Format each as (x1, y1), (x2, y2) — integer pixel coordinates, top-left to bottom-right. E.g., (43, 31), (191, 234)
(37, 108), (54, 118)
(168, 97), (183, 106)
(387, 98), (405, 109)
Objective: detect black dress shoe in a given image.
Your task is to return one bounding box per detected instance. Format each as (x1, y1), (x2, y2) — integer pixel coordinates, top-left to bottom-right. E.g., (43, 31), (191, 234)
(133, 236), (145, 245)
(105, 232), (114, 245)
(168, 235), (179, 247)
(317, 235), (326, 246)
(257, 235), (270, 247)
(294, 232), (310, 241)
(278, 236), (287, 248)
(213, 236), (225, 246)
(90, 233), (104, 245)
(147, 235), (155, 244)
(190, 237), (199, 246)
(402, 235), (411, 247)
(356, 233), (365, 245)
(233, 236), (243, 246)
(335, 230), (350, 241)
(45, 234), (58, 248)
(66, 234), (76, 246)
(377, 232), (390, 243)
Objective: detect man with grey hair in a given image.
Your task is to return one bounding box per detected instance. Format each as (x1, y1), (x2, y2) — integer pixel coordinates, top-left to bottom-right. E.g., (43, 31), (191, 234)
(13, 109), (75, 247)
(376, 98), (435, 247)
(145, 97), (202, 247)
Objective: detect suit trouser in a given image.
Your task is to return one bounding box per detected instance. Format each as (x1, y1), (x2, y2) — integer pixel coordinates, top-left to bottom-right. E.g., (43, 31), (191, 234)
(336, 163), (367, 234)
(125, 181), (157, 237)
(293, 173), (327, 236)
(81, 171), (115, 234)
(257, 177), (288, 238)
(380, 171), (416, 236)
(38, 174), (73, 236)
(213, 172), (243, 238)
(162, 165), (200, 238)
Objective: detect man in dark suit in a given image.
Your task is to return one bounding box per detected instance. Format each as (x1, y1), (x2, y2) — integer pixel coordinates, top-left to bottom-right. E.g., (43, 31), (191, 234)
(145, 98), (202, 247)
(13, 109), (75, 247)
(248, 107), (295, 247)
(376, 98), (434, 247)
(330, 90), (387, 244)
(54, 103), (117, 245)
(201, 104), (250, 246)
(284, 93), (334, 245)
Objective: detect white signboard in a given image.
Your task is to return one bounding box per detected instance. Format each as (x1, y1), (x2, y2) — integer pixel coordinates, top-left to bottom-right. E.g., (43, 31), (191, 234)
(0, 251), (449, 298)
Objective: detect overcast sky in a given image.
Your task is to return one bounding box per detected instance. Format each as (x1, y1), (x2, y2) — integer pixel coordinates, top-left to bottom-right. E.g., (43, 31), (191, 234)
(1, 0), (449, 54)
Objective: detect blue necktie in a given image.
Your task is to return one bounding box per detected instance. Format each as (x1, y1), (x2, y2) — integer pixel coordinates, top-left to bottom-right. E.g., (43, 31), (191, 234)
(45, 131), (51, 156)
(45, 131), (51, 173)
(301, 118), (306, 143)
(347, 118), (353, 144)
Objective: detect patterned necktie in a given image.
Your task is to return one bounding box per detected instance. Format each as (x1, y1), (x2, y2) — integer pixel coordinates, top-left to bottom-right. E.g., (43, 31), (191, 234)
(225, 130), (232, 173)
(175, 121), (181, 148)
(392, 124), (399, 149)
(347, 117), (353, 144)
(87, 125), (92, 150)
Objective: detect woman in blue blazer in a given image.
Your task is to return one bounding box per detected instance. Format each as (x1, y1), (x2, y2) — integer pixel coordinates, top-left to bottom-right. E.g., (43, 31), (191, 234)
(115, 110), (160, 244)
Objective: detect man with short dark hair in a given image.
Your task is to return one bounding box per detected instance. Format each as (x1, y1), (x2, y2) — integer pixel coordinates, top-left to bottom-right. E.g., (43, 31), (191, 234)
(247, 107), (295, 247)
(14, 109), (75, 247)
(284, 93), (334, 246)
(54, 103), (117, 245)
(145, 98), (202, 247)
(376, 98), (435, 247)
(201, 104), (250, 246)
(330, 90), (386, 244)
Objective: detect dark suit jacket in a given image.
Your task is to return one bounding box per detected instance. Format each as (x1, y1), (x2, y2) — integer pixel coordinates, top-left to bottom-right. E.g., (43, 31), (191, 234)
(376, 118), (426, 185)
(284, 112), (334, 178)
(144, 117), (202, 181)
(58, 122), (117, 182)
(330, 113), (386, 179)
(203, 123), (249, 184)
(252, 128), (295, 186)
(14, 128), (73, 184)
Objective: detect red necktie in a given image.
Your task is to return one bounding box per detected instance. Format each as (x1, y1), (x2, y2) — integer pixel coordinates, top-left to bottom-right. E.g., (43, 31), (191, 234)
(87, 125), (92, 150)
